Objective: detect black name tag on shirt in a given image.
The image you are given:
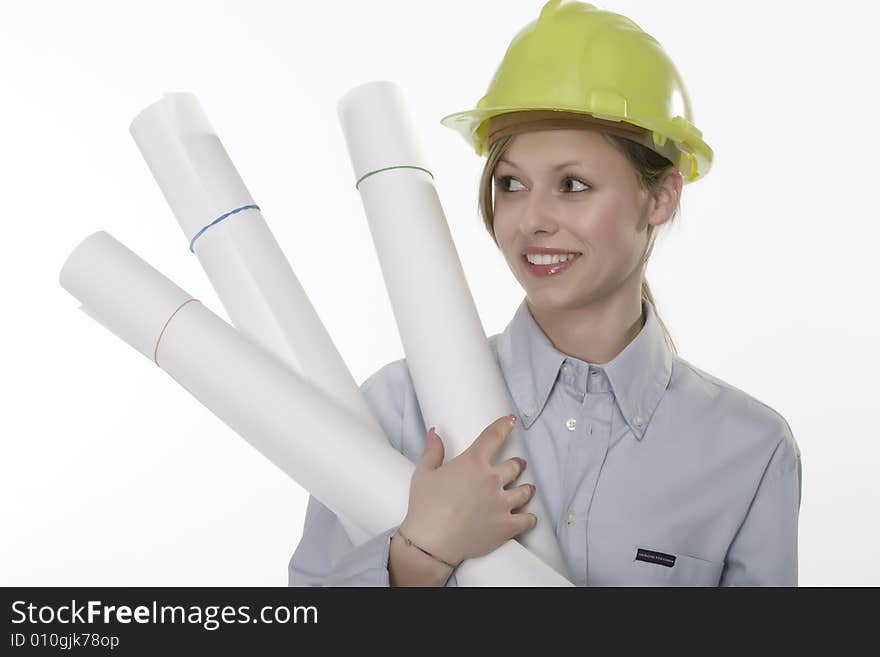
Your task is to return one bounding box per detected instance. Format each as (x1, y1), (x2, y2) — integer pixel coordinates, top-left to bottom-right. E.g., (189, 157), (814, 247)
(636, 548), (676, 567)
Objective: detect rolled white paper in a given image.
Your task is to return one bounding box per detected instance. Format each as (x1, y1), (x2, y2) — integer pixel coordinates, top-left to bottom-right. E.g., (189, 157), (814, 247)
(337, 80), (571, 583)
(130, 92), (375, 546)
(59, 231), (573, 587)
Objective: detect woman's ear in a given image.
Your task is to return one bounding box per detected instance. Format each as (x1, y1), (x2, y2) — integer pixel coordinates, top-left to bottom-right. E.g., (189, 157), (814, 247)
(648, 169), (683, 228)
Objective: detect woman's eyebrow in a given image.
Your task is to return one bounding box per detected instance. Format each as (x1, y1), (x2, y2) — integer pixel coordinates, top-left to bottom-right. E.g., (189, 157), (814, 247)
(498, 158), (587, 171)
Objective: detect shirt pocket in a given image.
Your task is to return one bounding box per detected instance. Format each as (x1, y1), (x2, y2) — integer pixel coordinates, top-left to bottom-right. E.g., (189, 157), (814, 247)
(626, 544), (724, 587)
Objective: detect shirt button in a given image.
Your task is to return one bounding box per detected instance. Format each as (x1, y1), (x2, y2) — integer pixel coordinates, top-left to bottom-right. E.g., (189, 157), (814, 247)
(633, 414), (643, 427)
(562, 364), (571, 375)
(590, 368), (599, 376)
(565, 417), (577, 431)
(566, 510), (576, 525)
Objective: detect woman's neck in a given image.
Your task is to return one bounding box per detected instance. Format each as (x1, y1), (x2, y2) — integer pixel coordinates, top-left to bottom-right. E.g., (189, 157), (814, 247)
(526, 294), (646, 366)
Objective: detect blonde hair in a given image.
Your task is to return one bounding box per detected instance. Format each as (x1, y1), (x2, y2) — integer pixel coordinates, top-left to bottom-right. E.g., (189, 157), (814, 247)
(478, 129), (681, 356)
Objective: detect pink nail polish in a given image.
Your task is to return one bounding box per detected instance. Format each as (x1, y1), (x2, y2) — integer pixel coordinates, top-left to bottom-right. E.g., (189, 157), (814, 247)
(426, 426), (435, 444)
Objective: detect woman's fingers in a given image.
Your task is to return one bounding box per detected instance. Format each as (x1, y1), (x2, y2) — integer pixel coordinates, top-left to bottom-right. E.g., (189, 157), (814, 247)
(496, 456), (526, 488)
(468, 415), (517, 463)
(504, 482), (536, 511)
(506, 509), (538, 540)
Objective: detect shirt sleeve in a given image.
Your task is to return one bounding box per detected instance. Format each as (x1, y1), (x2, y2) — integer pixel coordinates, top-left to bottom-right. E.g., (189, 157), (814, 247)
(288, 493), (400, 586)
(720, 427), (803, 586)
(286, 361), (408, 587)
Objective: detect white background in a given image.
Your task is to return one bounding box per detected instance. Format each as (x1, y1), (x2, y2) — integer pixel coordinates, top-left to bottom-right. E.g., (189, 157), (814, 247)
(1, 0), (877, 586)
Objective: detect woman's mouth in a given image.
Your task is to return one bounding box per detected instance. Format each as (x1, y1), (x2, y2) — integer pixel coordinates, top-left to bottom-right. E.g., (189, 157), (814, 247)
(522, 253), (582, 277)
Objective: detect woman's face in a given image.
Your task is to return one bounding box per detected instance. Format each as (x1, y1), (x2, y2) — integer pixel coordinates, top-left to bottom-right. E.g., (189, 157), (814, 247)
(492, 128), (672, 313)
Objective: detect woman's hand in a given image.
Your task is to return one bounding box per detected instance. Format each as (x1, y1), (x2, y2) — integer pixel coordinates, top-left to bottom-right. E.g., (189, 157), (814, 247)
(398, 414), (537, 568)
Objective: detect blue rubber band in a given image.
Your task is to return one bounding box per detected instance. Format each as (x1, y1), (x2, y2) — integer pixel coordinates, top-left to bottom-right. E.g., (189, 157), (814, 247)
(355, 165), (433, 190)
(189, 204), (261, 253)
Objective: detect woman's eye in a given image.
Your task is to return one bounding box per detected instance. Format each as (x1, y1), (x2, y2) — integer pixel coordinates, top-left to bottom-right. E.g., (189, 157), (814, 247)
(494, 176), (523, 192)
(494, 175), (590, 193)
(562, 177), (590, 192)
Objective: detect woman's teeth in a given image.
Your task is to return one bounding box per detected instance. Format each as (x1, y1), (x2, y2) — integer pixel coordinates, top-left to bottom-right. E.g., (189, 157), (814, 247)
(525, 253), (579, 265)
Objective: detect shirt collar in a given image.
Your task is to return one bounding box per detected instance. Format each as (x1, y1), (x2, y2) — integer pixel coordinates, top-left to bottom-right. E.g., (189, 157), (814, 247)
(493, 296), (673, 440)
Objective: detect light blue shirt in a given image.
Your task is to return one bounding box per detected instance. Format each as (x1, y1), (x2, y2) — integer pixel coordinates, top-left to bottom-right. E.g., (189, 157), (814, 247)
(289, 297), (802, 586)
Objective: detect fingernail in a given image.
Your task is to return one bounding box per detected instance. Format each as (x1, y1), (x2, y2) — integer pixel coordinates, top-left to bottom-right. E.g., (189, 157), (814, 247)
(426, 426), (435, 444)
(529, 484), (536, 494)
(508, 414), (517, 424)
(516, 457), (527, 470)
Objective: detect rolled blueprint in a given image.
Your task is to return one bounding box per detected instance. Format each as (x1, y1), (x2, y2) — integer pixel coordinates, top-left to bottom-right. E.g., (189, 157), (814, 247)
(337, 80), (571, 583)
(129, 92), (372, 546)
(59, 231), (572, 587)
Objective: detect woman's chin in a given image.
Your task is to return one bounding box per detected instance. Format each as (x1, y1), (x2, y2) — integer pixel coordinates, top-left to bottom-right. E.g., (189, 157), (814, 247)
(525, 284), (587, 311)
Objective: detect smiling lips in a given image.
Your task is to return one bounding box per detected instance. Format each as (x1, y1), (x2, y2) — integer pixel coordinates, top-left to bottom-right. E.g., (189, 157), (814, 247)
(522, 252), (582, 277)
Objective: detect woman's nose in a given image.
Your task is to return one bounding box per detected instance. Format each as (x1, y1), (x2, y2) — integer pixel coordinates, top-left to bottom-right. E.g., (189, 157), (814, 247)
(519, 191), (558, 236)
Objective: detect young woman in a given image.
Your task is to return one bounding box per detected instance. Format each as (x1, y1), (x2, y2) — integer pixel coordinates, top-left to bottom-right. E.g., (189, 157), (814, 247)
(289, 0), (801, 587)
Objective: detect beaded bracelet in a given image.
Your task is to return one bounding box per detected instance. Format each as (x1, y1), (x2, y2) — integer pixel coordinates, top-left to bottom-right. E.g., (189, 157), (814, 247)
(395, 528), (458, 569)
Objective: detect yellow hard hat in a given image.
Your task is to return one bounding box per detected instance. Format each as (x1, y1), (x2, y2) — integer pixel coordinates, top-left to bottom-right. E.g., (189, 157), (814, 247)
(440, 0), (713, 184)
